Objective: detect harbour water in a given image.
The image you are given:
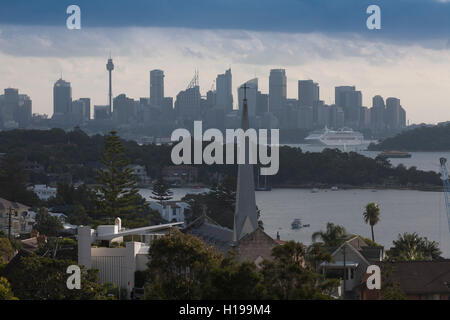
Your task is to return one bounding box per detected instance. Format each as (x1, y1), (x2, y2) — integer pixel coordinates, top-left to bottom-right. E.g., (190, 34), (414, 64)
(139, 144), (450, 258)
(139, 187), (450, 258)
(256, 188), (450, 258)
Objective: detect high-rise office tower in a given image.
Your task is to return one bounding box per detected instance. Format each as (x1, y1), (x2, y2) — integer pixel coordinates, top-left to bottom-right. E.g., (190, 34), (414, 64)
(399, 106), (406, 128)
(106, 58), (114, 114)
(256, 93), (269, 116)
(370, 95), (386, 131)
(150, 69), (164, 107)
(16, 94), (32, 128)
(298, 80), (319, 107)
(335, 86), (362, 128)
(53, 78), (72, 118)
(0, 88), (31, 128)
(113, 94), (136, 125)
(216, 68), (233, 113)
(2, 88), (19, 123)
(94, 105), (109, 120)
(335, 86), (355, 107)
(386, 97), (401, 130)
(269, 69), (287, 113)
(79, 98), (91, 121)
(71, 99), (86, 124)
(175, 86), (201, 121)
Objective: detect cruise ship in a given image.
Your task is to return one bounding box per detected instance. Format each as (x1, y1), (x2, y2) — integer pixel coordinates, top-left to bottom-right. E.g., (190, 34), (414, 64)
(305, 127), (364, 146)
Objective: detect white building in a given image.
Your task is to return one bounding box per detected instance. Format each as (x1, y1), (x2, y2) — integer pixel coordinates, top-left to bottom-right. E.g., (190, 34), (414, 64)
(149, 201), (189, 224)
(30, 184), (57, 200)
(77, 218), (183, 298)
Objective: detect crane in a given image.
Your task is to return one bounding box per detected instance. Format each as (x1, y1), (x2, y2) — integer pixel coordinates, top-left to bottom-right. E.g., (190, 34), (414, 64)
(439, 157), (450, 234)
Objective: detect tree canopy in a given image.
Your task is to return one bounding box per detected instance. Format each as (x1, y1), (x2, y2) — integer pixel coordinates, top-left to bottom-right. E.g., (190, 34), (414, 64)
(144, 230), (340, 300)
(386, 232), (442, 261)
(94, 131), (146, 219)
(368, 124), (450, 151)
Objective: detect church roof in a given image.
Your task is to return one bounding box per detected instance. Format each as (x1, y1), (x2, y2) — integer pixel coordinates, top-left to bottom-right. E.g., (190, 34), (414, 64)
(183, 215), (233, 253)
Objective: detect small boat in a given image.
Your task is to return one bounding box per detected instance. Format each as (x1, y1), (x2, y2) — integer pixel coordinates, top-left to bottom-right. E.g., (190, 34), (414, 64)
(255, 186), (272, 191)
(311, 188), (319, 193)
(291, 218), (310, 230)
(378, 151), (412, 158)
(291, 219), (302, 229)
(331, 186), (338, 191)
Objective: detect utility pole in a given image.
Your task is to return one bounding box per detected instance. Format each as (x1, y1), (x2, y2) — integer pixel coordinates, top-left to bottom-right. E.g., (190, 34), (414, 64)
(343, 244), (346, 298)
(7, 207), (12, 240)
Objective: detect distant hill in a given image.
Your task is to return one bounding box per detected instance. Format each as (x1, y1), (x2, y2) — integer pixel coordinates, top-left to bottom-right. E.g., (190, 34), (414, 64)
(368, 124), (450, 151)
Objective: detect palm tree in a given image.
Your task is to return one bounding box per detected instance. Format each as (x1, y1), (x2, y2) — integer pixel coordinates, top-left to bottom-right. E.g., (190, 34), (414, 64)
(363, 202), (380, 242)
(311, 222), (348, 247)
(387, 232), (442, 261)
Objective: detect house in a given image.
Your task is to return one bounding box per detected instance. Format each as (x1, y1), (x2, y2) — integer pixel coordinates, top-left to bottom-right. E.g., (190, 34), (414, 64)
(26, 211), (77, 234)
(24, 161), (45, 173)
(149, 200), (189, 223)
(360, 260), (450, 300)
(319, 236), (384, 299)
(0, 198), (34, 237)
(126, 164), (150, 186)
(30, 184), (57, 200)
(162, 165), (198, 186)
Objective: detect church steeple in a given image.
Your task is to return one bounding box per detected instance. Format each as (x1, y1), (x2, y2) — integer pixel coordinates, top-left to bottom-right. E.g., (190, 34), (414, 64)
(233, 83), (258, 242)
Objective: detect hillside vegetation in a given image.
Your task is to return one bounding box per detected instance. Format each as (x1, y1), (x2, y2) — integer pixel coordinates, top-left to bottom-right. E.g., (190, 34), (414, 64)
(368, 124), (450, 151)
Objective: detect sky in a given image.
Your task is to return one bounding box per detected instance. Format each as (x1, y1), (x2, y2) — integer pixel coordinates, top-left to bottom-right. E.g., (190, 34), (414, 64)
(0, 0), (450, 124)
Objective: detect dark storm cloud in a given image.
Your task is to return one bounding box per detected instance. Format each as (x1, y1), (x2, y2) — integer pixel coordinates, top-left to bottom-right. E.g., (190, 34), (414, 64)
(0, 0), (450, 41)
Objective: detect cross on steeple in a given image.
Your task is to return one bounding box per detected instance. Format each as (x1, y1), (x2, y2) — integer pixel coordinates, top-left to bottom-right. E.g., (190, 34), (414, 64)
(241, 83), (250, 101)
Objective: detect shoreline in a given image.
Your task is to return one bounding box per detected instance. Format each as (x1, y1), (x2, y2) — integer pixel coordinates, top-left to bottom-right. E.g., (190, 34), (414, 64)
(269, 184), (443, 192)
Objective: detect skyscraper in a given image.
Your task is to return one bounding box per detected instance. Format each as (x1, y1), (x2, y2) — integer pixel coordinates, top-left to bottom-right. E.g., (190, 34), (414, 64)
(113, 94), (136, 125)
(269, 69), (287, 113)
(298, 80), (319, 107)
(150, 69), (164, 107)
(335, 86), (362, 128)
(175, 85), (201, 121)
(370, 95), (386, 131)
(106, 58), (114, 114)
(53, 78), (72, 118)
(386, 97), (401, 130)
(215, 68), (233, 113)
(79, 98), (91, 121)
(16, 94), (32, 128)
(0, 88), (31, 128)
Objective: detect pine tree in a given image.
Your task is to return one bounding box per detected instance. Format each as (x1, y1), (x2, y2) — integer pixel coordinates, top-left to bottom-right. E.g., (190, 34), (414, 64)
(150, 176), (172, 205)
(95, 131), (145, 219)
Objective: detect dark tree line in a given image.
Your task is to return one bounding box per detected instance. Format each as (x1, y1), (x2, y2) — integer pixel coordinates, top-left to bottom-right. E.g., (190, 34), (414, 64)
(0, 128), (441, 198)
(368, 123), (450, 151)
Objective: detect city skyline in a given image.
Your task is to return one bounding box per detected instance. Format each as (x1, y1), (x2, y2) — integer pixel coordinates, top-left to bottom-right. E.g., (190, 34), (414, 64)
(2, 0), (450, 124)
(0, 26), (449, 124)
